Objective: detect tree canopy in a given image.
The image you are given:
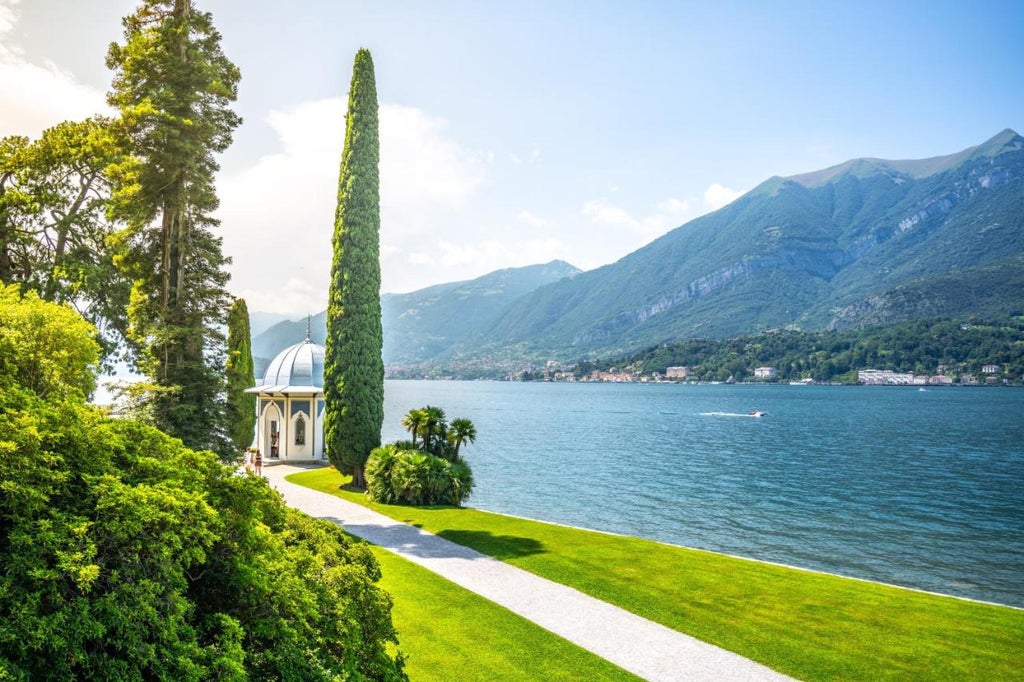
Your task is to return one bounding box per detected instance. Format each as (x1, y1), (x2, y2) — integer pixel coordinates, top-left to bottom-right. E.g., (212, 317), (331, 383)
(105, 0), (241, 454)
(0, 118), (129, 363)
(0, 285), (406, 681)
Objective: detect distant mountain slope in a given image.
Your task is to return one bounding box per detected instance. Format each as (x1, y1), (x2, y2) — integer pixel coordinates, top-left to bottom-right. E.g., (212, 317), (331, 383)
(469, 129), (1024, 360)
(250, 311), (327, 376)
(250, 260), (580, 368)
(381, 260), (580, 364)
(248, 311), (295, 338)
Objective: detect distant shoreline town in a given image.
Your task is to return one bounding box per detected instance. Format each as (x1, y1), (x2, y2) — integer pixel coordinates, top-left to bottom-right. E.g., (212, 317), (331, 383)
(507, 363), (1019, 386)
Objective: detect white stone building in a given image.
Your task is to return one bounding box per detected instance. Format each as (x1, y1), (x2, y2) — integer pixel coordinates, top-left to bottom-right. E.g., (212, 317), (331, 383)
(246, 338), (327, 461)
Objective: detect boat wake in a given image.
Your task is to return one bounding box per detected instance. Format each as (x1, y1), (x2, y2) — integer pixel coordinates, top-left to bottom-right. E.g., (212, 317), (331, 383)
(700, 411), (767, 418)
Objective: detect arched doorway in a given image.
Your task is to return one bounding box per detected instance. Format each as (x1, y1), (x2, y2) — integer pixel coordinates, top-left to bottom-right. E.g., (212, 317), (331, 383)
(263, 402), (282, 459)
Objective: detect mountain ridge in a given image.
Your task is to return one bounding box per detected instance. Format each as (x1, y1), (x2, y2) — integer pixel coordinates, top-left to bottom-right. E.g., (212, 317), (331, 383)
(253, 129), (1024, 370)
(463, 128), (1024, 362)
(250, 260), (581, 368)
(785, 128), (1023, 188)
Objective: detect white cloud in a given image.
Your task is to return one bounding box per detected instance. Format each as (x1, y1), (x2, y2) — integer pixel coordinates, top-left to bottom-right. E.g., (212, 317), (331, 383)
(433, 237), (566, 271)
(508, 144), (541, 166)
(407, 252), (435, 266)
(218, 98), (489, 313)
(657, 197), (690, 215)
(582, 198), (641, 231)
(703, 183), (745, 210)
(380, 104), (487, 211)
(0, 0), (18, 34)
(518, 209), (549, 228)
(582, 196), (691, 237)
(236, 277), (325, 318)
(0, 0), (110, 136)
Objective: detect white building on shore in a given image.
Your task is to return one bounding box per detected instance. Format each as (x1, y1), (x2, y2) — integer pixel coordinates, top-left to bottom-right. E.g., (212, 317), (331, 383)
(246, 337), (327, 462)
(858, 369), (917, 385)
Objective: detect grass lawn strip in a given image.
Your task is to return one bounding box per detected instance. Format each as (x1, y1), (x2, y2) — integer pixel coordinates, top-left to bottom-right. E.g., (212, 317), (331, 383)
(366, 542), (640, 681)
(288, 467), (1024, 681)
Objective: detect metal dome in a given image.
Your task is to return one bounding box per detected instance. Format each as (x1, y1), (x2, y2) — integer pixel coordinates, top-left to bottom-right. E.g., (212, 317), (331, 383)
(252, 339), (325, 393)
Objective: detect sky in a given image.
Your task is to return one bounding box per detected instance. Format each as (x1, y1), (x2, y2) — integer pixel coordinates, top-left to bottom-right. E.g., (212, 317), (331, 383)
(3, 0), (1023, 316)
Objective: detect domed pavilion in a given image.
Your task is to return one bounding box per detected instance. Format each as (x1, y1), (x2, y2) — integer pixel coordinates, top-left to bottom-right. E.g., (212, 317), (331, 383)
(246, 336), (327, 461)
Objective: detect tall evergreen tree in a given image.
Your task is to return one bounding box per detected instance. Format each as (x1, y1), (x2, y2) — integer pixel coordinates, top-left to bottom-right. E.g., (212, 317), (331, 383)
(226, 297), (256, 451)
(105, 0), (240, 453)
(324, 49), (384, 487)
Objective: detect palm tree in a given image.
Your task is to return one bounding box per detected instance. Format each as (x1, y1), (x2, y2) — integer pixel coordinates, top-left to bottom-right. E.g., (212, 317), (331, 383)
(401, 408), (427, 448)
(421, 405), (447, 455)
(447, 418), (477, 460)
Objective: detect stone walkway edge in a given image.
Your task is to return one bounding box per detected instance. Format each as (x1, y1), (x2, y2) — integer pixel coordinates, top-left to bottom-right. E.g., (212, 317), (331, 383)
(263, 464), (795, 682)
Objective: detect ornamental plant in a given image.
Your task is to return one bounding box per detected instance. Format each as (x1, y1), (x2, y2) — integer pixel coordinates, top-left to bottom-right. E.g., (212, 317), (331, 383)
(366, 443), (474, 506)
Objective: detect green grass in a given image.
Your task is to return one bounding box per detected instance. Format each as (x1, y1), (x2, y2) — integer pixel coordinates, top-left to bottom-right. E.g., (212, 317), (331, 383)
(289, 467), (1024, 681)
(367, 544), (638, 681)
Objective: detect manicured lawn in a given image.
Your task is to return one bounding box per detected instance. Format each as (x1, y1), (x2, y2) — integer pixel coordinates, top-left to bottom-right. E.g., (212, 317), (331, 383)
(367, 544), (639, 681)
(289, 467), (1024, 681)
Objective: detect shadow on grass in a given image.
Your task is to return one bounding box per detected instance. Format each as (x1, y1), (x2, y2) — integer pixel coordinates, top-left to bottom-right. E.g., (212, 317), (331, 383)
(437, 529), (547, 560)
(321, 518), (547, 561)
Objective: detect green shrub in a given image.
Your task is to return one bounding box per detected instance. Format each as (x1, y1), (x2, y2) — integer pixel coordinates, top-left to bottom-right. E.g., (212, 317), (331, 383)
(365, 443), (401, 504)
(0, 287), (408, 681)
(366, 443), (474, 506)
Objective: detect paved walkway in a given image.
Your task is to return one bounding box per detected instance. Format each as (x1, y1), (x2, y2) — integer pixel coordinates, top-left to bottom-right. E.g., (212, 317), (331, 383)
(263, 464), (794, 682)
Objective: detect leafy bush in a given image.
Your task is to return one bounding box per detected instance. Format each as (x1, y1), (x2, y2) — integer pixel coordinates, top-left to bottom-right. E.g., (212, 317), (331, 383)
(366, 443), (474, 506)
(0, 286), (407, 681)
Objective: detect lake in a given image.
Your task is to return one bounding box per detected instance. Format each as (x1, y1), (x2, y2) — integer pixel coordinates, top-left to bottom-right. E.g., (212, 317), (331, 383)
(381, 380), (1024, 607)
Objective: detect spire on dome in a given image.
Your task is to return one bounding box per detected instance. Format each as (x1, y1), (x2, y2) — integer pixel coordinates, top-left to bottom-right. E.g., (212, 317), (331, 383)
(305, 314), (312, 342)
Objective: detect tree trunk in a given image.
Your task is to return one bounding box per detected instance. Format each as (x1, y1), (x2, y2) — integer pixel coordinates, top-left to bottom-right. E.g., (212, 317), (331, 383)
(352, 463), (366, 489)
(0, 174), (14, 283)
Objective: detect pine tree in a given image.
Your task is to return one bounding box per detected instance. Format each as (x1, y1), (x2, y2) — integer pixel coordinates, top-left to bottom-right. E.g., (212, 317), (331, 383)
(226, 297), (256, 451)
(106, 0), (240, 453)
(324, 49), (384, 487)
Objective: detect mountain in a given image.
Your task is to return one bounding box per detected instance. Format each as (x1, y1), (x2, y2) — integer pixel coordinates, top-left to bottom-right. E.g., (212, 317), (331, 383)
(249, 260), (581, 369)
(381, 260), (580, 364)
(464, 129), (1024, 361)
(250, 311), (327, 376)
(248, 311), (294, 337)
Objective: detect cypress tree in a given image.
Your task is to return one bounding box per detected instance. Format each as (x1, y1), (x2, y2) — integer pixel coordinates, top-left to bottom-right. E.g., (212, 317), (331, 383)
(324, 49), (383, 487)
(106, 0), (240, 454)
(226, 297), (256, 451)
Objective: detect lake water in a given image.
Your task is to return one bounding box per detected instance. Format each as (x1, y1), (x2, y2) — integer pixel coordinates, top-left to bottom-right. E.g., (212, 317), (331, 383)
(381, 381), (1024, 607)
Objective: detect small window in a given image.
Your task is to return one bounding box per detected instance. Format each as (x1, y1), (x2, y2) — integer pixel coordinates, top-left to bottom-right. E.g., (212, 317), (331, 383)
(294, 415), (306, 446)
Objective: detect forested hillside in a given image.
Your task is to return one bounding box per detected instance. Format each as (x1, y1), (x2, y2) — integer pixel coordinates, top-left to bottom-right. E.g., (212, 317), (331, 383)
(580, 318), (1024, 383)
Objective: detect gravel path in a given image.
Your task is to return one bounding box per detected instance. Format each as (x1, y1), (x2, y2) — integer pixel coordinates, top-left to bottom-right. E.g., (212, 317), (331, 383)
(263, 464), (795, 682)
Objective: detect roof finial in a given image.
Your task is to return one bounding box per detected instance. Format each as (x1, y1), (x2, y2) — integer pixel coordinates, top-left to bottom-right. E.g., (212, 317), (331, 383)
(305, 314), (311, 342)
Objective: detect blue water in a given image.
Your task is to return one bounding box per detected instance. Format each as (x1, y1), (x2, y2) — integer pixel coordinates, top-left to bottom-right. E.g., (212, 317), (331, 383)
(382, 381), (1024, 607)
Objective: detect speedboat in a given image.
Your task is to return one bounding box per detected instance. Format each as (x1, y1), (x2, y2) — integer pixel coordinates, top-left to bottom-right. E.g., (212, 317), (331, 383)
(749, 410), (767, 417)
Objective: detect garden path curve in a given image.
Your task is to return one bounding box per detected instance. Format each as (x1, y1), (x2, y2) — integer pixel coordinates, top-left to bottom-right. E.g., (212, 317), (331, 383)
(263, 464), (795, 682)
